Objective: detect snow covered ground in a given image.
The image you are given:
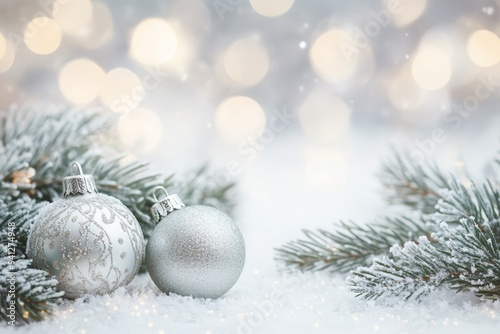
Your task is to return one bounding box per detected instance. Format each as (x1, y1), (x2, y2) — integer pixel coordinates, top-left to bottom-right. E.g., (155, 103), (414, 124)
(5, 272), (500, 334)
(4, 120), (500, 334)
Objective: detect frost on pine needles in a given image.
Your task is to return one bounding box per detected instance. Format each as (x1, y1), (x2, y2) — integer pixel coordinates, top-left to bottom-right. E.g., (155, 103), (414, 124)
(0, 246), (63, 324)
(434, 179), (500, 240)
(348, 219), (500, 301)
(277, 150), (500, 301)
(275, 216), (433, 273)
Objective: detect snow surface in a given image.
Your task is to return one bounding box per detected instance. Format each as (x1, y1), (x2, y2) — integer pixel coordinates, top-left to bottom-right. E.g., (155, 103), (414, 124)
(4, 122), (500, 334)
(4, 272), (500, 334)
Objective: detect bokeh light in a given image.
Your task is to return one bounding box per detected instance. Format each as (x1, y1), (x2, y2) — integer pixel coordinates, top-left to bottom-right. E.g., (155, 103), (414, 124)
(467, 30), (500, 67)
(23, 17), (62, 55)
(305, 148), (348, 191)
(309, 29), (361, 83)
(52, 0), (93, 37)
(389, 0), (428, 27)
(411, 45), (452, 90)
(158, 31), (195, 79)
(215, 96), (266, 144)
(58, 59), (105, 105)
(99, 68), (144, 113)
(74, 1), (114, 49)
(0, 40), (15, 73)
(130, 18), (178, 66)
(118, 107), (163, 154)
(249, 0), (295, 17)
(224, 39), (269, 86)
(299, 92), (350, 143)
(387, 67), (428, 112)
(0, 33), (6, 60)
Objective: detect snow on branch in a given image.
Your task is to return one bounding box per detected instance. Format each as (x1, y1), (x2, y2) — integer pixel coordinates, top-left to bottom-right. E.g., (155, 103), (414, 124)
(348, 219), (500, 301)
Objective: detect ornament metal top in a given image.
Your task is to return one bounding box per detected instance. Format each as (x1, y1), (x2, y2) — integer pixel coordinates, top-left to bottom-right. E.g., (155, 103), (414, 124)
(27, 162), (144, 299)
(150, 187), (185, 222)
(62, 162), (98, 197)
(146, 186), (245, 299)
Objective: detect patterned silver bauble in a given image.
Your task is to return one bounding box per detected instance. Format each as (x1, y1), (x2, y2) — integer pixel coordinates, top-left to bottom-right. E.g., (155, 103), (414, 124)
(27, 162), (144, 299)
(146, 187), (245, 299)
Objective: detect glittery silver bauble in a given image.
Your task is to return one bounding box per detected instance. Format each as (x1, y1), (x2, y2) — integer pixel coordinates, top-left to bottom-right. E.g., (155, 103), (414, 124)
(146, 187), (245, 299)
(27, 162), (144, 299)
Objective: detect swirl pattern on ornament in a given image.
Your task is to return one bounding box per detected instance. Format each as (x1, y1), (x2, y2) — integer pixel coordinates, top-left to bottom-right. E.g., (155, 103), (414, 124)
(27, 194), (144, 299)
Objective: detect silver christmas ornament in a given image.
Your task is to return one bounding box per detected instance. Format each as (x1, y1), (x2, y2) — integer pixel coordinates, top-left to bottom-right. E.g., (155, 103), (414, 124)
(146, 187), (245, 299)
(27, 162), (144, 299)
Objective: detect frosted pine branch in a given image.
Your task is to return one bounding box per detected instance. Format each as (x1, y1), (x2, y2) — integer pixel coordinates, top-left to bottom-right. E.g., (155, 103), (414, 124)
(276, 148), (500, 302)
(275, 216), (433, 273)
(0, 246), (64, 324)
(380, 151), (449, 213)
(348, 219), (500, 301)
(0, 196), (47, 257)
(435, 179), (500, 241)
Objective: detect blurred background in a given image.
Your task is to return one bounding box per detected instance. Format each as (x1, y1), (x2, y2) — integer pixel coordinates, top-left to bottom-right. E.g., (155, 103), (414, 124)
(1, 0), (499, 270)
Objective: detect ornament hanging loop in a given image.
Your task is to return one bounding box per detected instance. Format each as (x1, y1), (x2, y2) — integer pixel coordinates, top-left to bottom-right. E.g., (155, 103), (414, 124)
(152, 186), (169, 202)
(71, 162), (84, 176)
(62, 162), (98, 197)
(150, 186), (185, 223)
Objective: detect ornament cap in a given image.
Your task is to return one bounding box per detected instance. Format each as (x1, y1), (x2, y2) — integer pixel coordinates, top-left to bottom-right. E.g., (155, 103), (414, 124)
(150, 186), (185, 222)
(62, 162), (98, 197)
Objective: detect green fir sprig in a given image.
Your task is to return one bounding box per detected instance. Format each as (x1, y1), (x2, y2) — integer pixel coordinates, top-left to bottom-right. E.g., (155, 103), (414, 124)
(275, 216), (433, 273)
(348, 219), (500, 301)
(276, 151), (500, 302)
